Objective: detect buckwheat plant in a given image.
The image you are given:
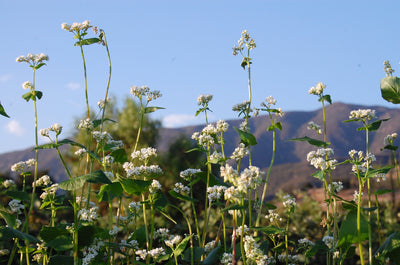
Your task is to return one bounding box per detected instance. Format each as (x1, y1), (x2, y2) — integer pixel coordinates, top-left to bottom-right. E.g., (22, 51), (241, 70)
(344, 109), (391, 265)
(12, 52), (48, 264)
(253, 96), (284, 230)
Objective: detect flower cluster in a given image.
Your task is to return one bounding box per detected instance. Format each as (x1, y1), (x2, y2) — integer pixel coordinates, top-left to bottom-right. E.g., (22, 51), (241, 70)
(61, 20), (92, 33)
(78, 205), (98, 222)
(129, 201), (141, 212)
(130, 86), (162, 102)
(35, 175), (52, 187)
(40, 123), (63, 137)
(307, 121), (322, 134)
(22, 81), (33, 90)
(221, 253), (233, 265)
(149, 179), (162, 194)
(308, 82), (326, 95)
(192, 124), (218, 147)
(135, 247), (165, 261)
(265, 209), (283, 223)
(78, 118), (94, 130)
(173, 182), (190, 194)
(307, 148), (337, 171)
(322, 235), (335, 249)
(349, 150), (376, 173)
(197, 94), (213, 106)
(298, 238), (315, 248)
(278, 254), (300, 264)
(11, 159), (36, 173)
(154, 228), (170, 240)
(230, 143), (249, 161)
(109, 226), (121, 236)
(384, 60), (395, 76)
(16, 53), (49, 65)
(244, 235), (273, 265)
(349, 109), (376, 121)
(232, 100), (251, 115)
(207, 185), (227, 202)
(97, 97), (111, 109)
(2, 179), (15, 189)
(82, 237), (104, 265)
(282, 194), (296, 209)
(8, 199), (25, 214)
(180, 168), (201, 180)
(328, 181), (343, 194)
(39, 184), (58, 200)
(232, 29), (256, 56)
(165, 235), (182, 248)
(123, 163), (163, 178)
(131, 147), (158, 161)
(384, 133), (397, 146)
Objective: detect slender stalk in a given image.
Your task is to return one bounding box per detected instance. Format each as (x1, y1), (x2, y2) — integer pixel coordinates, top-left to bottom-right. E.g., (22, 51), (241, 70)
(356, 174), (365, 265)
(99, 29), (112, 133)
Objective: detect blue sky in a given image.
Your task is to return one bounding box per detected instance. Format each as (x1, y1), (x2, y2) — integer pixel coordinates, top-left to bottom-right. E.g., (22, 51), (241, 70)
(0, 0), (399, 154)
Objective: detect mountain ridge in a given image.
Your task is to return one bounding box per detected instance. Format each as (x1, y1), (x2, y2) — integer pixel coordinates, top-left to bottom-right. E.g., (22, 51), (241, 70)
(1, 102), (398, 193)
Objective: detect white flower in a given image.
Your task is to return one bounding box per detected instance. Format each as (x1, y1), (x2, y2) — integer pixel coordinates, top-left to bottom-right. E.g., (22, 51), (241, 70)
(22, 81), (33, 90)
(298, 238), (315, 247)
(154, 228), (170, 240)
(174, 182), (190, 194)
(35, 175), (52, 187)
(375, 173), (387, 183)
(50, 123), (63, 135)
(40, 128), (50, 137)
(216, 120), (229, 132)
(97, 97), (111, 109)
(309, 82), (326, 95)
(74, 148), (87, 157)
(221, 253), (233, 265)
(230, 143), (248, 161)
(102, 155), (114, 165)
(149, 179), (162, 193)
(282, 194), (296, 209)
(165, 235), (182, 248)
(2, 179), (15, 188)
(322, 235), (335, 249)
(204, 240), (216, 253)
(11, 161), (26, 172)
(265, 209), (282, 223)
(349, 109), (376, 121)
(384, 133), (397, 146)
(328, 181), (343, 194)
(353, 190), (363, 202)
(78, 118), (94, 130)
(78, 206), (98, 222)
(207, 185), (227, 202)
(8, 199), (25, 214)
(180, 169), (201, 179)
(109, 226), (121, 236)
(129, 201), (141, 212)
(197, 94), (213, 105)
(307, 121), (322, 134)
(131, 147), (158, 161)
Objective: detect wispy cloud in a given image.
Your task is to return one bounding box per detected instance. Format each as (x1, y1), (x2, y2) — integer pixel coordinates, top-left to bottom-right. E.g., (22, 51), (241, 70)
(5, 120), (24, 136)
(66, 82), (81, 90)
(0, 74), (12, 83)
(162, 114), (203, 128)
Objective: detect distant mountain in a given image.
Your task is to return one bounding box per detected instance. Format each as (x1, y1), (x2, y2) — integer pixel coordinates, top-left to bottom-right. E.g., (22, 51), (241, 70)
(1, 102), (399, 194)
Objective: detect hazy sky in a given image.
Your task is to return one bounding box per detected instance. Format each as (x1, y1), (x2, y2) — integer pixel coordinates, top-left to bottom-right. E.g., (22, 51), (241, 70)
(1, 0), (399, 154)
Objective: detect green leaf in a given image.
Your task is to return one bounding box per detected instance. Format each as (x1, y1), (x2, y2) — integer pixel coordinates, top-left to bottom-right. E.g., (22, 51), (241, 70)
(201, 245), (224, 265)
(74, 38), (100, 46)
(0, 206), (16, 227)
(59, 170), (112, 191)
(144, 106), (165, 114)
(306, 240), (329, 257)
(240, 57), (252, 70)
(47, 236), (73, 251)
(365, 165), (393, 179)
(380, 76), (400, 104)
(92, 118), (116, 129)
(119, 179), (151, 195)
(174, 235), (192, 257)
(267, 122), (282, 131)
(254, 225), (285, 235)
(110, 148), (127, 164)
(338, 210), (368, 246)
(287, 136), (330, 147)
(97, 181), (123, 202)
(319, 94), (332, 104)
(0, 102), (10, 118)
(35, 139), (85, 150)
(382, 144), (398, 151)
(0, 226), (40, 243)
(234, 127), (257, 146)
(48, 255), (74, 265)
(312, 170), (325, 181)
(34, 63), (46, 70)
(169, 190), (198, 202)
(153, 190), (168, 209)
(357, 119), (389, 132)
(36, 90), (43, 100)
(374, 189), (393, 195)
(40, 226), (71, 243)
(5, 190), (30, 201)
(78, 225), (95, 249)
(22, 91), (33, 102)
(183, 247), (204, 263)
(375, 231), (400, 262)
